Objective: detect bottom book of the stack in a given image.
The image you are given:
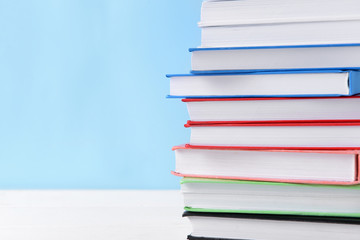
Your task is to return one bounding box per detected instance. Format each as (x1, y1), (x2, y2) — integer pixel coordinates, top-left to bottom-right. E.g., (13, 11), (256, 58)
(184, 211), (360, 240)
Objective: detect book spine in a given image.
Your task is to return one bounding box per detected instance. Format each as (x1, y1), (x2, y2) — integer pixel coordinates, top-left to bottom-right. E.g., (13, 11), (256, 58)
(349, 71), (360, 95)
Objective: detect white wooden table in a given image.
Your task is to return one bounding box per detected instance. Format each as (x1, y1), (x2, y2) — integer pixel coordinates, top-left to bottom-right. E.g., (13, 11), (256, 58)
(0, 190), (190, 240)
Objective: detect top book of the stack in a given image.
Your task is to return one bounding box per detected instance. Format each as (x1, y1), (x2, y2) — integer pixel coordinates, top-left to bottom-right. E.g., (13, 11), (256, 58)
(200, 0), (360, 47)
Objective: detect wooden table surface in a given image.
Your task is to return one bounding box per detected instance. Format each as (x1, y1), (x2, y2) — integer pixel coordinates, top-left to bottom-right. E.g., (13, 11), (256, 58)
(0, 190), (190, 240)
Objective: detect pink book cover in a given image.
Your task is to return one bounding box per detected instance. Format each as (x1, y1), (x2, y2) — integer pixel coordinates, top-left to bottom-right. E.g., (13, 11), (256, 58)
(171, 144), (360, 185)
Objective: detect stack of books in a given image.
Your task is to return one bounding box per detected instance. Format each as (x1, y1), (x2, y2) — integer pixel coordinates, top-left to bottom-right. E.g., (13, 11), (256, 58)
(168, 0), (360, 239)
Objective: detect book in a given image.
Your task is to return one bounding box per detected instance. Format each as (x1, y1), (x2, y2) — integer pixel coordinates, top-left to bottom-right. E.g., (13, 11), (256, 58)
(186, 120), (360, 148)
(201, 20), (360, 48)
(199, 0), (360, 27)
(183, 97), (360, 122)
(167, 70), (360, 98)
(184, 211), (360, 240)
(190, 44), (360, 72)
(172, 145), (360, 185)
(181, 177), (360, 217)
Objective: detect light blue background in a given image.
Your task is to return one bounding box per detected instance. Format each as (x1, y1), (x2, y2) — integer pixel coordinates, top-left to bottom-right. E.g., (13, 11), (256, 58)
(0, 0), (201, 189)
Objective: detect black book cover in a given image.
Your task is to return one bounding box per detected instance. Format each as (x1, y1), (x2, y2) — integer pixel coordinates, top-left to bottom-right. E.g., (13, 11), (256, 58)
(183, 211), (360, 225)
(188, 236), (249, 240)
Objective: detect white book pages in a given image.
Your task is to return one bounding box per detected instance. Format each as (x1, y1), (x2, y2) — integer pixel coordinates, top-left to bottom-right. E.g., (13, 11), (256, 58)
(191, 45), (360, 71)
(200, 0), (360, 26)
(175, 149), (356, 181)
(190, 125), (360, 147)
(201, 20), (360, 48)
(170, 72), (349, 96)
(182, 181), (360, 214)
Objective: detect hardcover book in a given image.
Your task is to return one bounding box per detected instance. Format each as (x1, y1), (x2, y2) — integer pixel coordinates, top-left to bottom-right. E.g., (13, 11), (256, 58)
(167, 70), (360, 98)
(190, 44), (360, 72)
(201, 20), (360, 48)
(181, 177), (360, 217)
(199, 0), (360, 27)
(186, 120), (360, 148)
(183, 97), (360, 122)
(173, 145), (360, 185)
(185, 211), (360, 240)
